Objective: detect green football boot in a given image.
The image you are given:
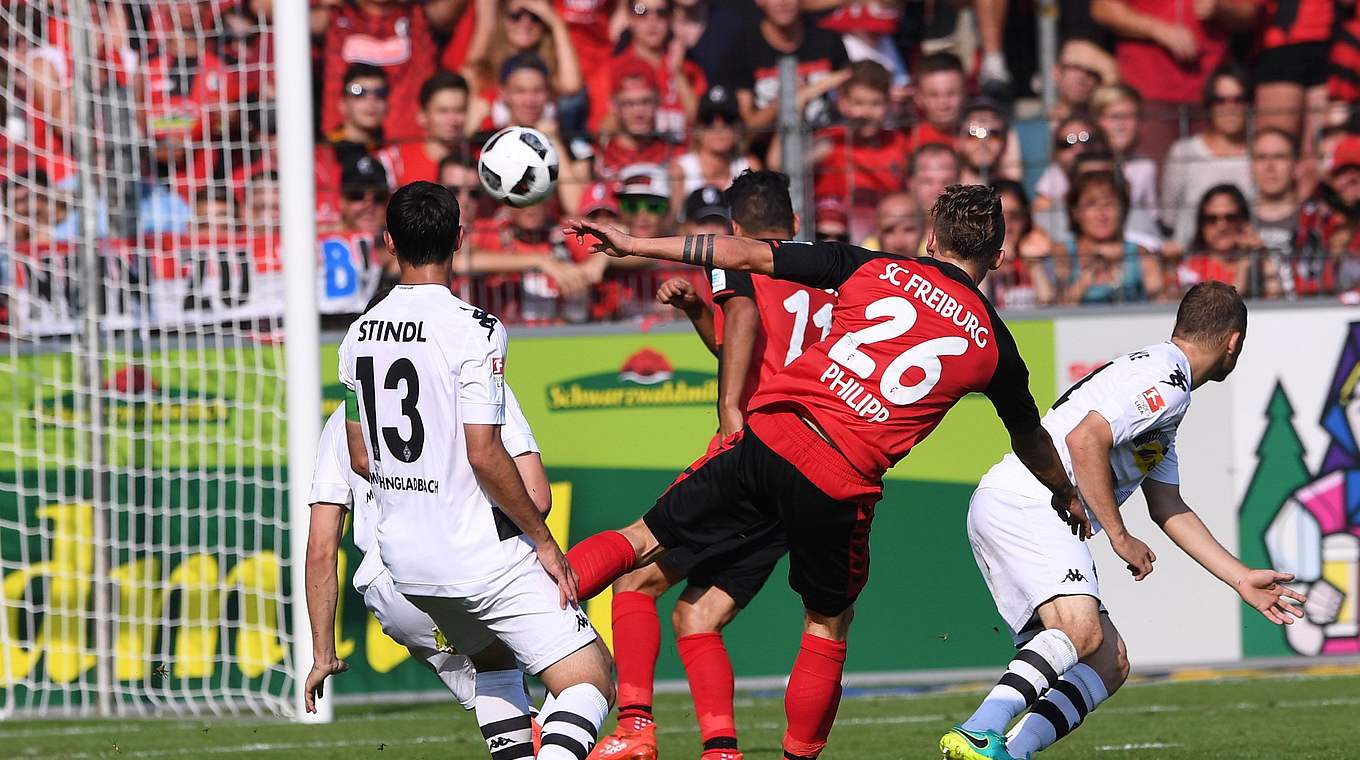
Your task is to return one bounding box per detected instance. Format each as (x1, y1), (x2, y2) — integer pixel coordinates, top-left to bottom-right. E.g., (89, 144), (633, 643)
(939, 725), (1025, 760)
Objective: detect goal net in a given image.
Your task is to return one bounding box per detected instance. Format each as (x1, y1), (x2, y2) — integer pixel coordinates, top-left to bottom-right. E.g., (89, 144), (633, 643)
(0, 1), (318, 718)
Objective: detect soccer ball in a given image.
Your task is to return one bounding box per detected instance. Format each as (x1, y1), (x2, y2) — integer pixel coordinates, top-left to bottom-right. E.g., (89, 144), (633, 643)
(477, 126), (560, 207)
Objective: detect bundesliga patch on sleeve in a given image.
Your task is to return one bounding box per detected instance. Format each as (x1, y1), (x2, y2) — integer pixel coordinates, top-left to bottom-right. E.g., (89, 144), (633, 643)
(1133, 387), (1166, 417)
(491, 357), (505, 387)
(710, 268), (727, 294)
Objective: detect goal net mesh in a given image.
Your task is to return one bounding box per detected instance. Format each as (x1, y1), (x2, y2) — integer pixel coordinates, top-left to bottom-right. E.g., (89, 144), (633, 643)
(0, 1), (300, 717)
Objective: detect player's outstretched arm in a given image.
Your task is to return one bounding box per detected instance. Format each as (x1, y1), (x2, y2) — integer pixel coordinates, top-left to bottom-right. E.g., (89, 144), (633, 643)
(303, 503), (351, 713)
(1008, 425), (1088, 538)
(563, 219), (775, 275)
(464, 423), (579, 607)
(1143, 480), (1306, 624)
(1066, 411), (1158, 580)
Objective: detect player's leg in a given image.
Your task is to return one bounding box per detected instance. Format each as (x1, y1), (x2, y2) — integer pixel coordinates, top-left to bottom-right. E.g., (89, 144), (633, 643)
(1005, 614), (1131, 757)
(537, 639), (617, 760)
(589, 561), (682, 760)
(363, 574), (476, 709)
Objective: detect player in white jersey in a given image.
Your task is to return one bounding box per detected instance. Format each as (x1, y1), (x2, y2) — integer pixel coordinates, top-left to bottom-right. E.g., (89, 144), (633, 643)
(941, 283), (1307, 760)
(303, 379), (547, 714)
(336, 182), (615, 760)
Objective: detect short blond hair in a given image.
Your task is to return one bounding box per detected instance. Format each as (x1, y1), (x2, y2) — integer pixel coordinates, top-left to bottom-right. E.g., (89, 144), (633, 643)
(1090, 83), (1141, 118)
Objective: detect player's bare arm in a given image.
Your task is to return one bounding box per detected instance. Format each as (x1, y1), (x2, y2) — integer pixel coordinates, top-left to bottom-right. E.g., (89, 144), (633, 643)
(344, 419), (369, 480)
(464, 422), (579, 606)
(1009, 425), (1088, 538)
(303, 502), (351, 713)
(564, 219), (775, 275)
(1066, 411), (1158, 579)
(1142, 479), (1306, 625)
(656, 277), (719, 357)
(514, 452), (552, 515)
(716, 296), (759, 437)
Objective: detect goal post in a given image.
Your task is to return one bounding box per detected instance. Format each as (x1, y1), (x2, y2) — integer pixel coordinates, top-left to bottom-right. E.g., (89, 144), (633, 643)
(0, 1), (320, 720)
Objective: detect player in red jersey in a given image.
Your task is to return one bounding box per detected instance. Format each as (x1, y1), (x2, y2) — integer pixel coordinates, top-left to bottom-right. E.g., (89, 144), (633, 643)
(563, 185), (1079, 759)
(590, 172), (835, 760)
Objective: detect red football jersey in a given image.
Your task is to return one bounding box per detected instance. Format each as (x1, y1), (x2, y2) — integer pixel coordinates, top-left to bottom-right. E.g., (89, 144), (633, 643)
(378, 141), (440, 188)
(321, 3), (438, 143)
(747, 241), (1040, 483)
(712, 267), (838, 415)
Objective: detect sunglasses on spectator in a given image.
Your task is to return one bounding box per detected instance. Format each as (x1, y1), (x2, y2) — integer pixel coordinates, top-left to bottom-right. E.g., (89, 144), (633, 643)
(699, 112), (736, 127)
(343, 188), (390, 204)
(346, 82), (389, 99)
(818, 231), (850, 243)
(1209, 93), (1248, 106)
(1055, 130), (1092, 150)
(507, 9), (543, 23)
(1202, 212), (1246, 225)
(632, 3), (671, 17)
(966, 123), (999, 140)
(445, 183), (481, 198)
(619, 196), (669, 215)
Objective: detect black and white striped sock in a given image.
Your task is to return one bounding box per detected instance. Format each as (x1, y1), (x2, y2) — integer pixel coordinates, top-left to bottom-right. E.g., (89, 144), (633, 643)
(538, 683), (610, 760)
(476, 669), (534, 760)
(1006, 663), (1110, 756)
(961, 629), (1078, 733)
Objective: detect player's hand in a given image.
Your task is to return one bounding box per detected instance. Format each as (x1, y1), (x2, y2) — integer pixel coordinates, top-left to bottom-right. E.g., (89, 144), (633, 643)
(304, 656), (348, 713)
(563, 218), (636, 259)
(1111, 533), (1157, 580)
(536, 541), (580, 609)
(656, 277), (702, 315)
(1236, 569), (1307, 625)
(1052, 489), (1093, 540)
(1156, 23), (1199, 62)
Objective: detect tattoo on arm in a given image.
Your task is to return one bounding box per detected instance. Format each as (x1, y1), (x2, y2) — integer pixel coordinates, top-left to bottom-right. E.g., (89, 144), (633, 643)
(682, 235), (717, 269)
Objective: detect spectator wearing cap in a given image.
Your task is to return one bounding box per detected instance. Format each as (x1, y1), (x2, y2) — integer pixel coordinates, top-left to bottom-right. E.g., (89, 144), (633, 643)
(957, 98), (1015, 186)
(1091, 0), (1255, 165)
(671, 87), (753, 204)
(681, 185), (734, 235)
(909, 52), (966, 151)
(316, 0), (462, 144)
(1161, 64), (1253, 247)
(861, 191), (924, 257)
(814, 195), (851, 242)
(379, 72), (471, 188)
(798, 60), (909, 236)
(1291, 134), (1360, 295)
(616, 163), (675, 239)
(818, 2), (911, 92)
(591, 63), (681, 181)
(587, 0), (707, 138)
(460, 0), (583, 121)
(728, 0), (850, 136)
(338, 155), (390, 238)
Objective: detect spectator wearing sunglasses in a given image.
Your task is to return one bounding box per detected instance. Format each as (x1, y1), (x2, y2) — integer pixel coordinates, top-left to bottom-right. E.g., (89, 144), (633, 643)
(1178, 184), (1260, 296)
(336, 156), (390, 258)
(1162, 65), (1253, 247)
(813, 195), (852, 243)
(671, 87), (753, 205)
(315, 64), (391, 231)
(587, 0), (706, 139)
(1033, 116), (1107, 243)
(957, 97), (1015, 186)
(378, 72), (471, 188)
(616, 164), (675, 239)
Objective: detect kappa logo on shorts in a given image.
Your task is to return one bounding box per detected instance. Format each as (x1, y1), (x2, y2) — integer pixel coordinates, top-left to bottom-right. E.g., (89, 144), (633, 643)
(1062, 568), (1087, 583)
(487, 737), (515, 749)
(576, 614), (590, 631)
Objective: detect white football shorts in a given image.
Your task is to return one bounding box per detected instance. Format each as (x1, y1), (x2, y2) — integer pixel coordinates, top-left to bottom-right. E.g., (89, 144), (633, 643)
(967, 486), (1103, 645)
(364, 570), (478, 709)
(404, 549), (598, 676)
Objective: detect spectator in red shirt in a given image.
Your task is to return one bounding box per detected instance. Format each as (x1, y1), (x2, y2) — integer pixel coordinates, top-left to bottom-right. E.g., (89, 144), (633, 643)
(316, 0), (464, 144)
(670, 86), (754, 205)
(1092, 0), (1256, 165)
(806, 60), (910, 230)
(316, 64), (390, 225)
(591, 61), (680, 181)
(727, 0), (851, 135)
(461, 0), (584, 119)
(554, 0), (623, 82)
(907, 143), (960, 235)
(1180, 183), (1257, 295)
(909, 52), (966, 150)
(379, 72), (471, 188)
(469, 200), (592, 324)
(587, 0), (705, 137)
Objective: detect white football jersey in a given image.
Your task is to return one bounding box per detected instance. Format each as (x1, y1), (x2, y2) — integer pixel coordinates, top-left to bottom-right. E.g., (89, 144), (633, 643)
(308, 383), (540, 594)
(978, 341), (1192, 527)
(338, 283), (532, 596)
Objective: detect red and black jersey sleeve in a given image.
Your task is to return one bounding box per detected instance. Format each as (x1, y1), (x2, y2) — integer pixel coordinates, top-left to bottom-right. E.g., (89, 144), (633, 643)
(982, 309), (1042, 433)
(712, 268), (756, 304)
(768, 240), (895, 291)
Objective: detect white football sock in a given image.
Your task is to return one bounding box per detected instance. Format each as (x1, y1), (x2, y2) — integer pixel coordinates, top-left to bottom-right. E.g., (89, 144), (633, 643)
(1006, 663), (1110, 756)
(538, 683), (610, 760)
(962, 629), (1078, 733)
(474, 669), (533, 759)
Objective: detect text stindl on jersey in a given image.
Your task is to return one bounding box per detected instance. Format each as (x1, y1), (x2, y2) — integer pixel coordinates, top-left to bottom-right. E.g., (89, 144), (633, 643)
(355, 318), (428, 343)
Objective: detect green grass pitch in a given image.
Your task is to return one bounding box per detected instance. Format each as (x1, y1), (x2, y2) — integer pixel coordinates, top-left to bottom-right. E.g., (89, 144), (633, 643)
(5, 670), (1357, 759)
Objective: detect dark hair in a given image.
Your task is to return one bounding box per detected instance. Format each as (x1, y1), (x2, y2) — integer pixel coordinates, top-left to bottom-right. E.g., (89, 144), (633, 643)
(343, 62), (388, 88)
(1190, 183), (1250, 251)
(500, 52), (550, 85)
(419, 70), (469, 109)
(1173, 281), (1247, 343)
(1201, 63), (1251, 108)
(1252, 126), (1299, 158)
(991, 179), (1032, 237)
(915, 51), (965, 79)
(385, 181), (462, 266)
(844, 59), (892, 96)
(931, 184), (1004, 264)
(1067, 170), (1129, 237)
(726, 169), (795, 236)
(908, 142), (960, 176)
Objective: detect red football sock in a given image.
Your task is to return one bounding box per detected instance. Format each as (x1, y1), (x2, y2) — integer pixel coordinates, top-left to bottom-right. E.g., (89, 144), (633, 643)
(566, 531), (637, 600)
(612, 590), (661, 724)
(782, 633), (846, 760)
(677, 632), (738, 749)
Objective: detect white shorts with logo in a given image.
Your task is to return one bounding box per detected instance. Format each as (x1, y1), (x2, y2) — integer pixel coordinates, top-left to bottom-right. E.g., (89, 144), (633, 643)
(967, 486), (1103, 645)
(404, 551), (598, 676)
(363, 570), (478, 709)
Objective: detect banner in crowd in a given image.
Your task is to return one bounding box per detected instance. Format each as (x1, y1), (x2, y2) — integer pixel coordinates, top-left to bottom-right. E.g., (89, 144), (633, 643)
(5, 232), (386, 337)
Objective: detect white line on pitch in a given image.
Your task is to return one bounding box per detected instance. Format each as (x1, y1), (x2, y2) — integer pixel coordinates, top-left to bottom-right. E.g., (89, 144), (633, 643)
(1095, 742), (1183, 752)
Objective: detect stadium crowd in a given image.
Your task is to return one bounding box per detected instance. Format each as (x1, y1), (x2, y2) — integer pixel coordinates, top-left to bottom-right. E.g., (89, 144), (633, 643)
(3, 0), (1360, 327)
